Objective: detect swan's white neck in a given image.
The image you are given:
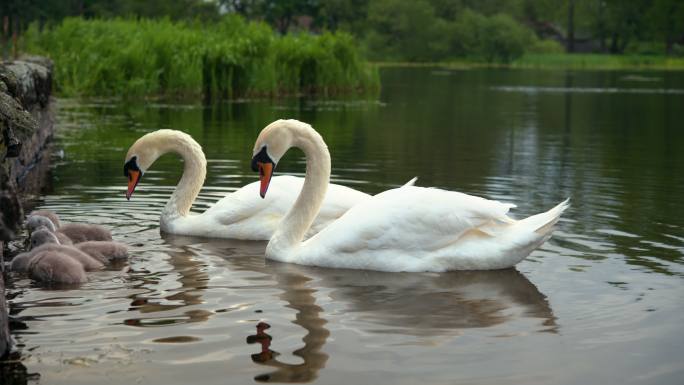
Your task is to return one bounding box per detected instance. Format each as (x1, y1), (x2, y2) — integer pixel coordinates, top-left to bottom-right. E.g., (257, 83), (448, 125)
(268, 124), (330, 258)
(135, 130), (207, 224)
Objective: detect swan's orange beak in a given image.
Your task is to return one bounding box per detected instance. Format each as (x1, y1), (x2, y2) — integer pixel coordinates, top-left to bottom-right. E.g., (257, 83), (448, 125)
(257, 162), (273, 198)
(126, 170), (141, 200)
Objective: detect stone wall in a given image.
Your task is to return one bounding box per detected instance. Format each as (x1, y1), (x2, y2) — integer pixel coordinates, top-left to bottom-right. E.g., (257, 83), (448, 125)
(0, 57), (54, 358)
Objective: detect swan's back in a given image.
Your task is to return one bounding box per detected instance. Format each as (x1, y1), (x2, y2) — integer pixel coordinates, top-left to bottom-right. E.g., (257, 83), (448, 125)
(284, 186), (566, 272)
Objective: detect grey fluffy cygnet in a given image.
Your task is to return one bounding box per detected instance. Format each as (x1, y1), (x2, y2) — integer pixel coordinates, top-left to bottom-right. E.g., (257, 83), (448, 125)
(58, 223), (113, 243)
(26, 215), (57, 233)
(29, 209), (61, 228)
(75, 241), (129, 264)
(10, 251), (39, 272)
(26, 214), (112, 244)
(26, 215), (73, 245)
(26, 229), (104, 271)
(30, 228), (127, 264)
(28, 252), (87, 284)
(11, 239), (91, 284)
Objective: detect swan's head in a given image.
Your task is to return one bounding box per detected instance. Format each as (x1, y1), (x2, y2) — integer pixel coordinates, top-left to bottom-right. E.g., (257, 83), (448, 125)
(123, 130), (173, 200)
(251, 120), (301, 198)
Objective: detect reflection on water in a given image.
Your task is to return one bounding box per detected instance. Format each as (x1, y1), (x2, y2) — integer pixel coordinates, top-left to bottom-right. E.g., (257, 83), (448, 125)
(492, 85), (684, 95)
(5, 68), (684, 385)
(124, 247), (212, 328)
(165, 235), (554, 382)
(324, 269), (556, 335)
(0, 352), (39, 385)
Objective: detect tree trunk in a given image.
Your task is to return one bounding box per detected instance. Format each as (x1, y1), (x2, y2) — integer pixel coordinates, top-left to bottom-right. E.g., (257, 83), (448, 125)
(610, 32), (619, 53)
(619, 35), (629, 54)
(567, 0), (575, 53)
(12, 15), (18, 59)
(597, 0), (606, 52)
(2, 16), (7, 60)
(666, 37), (673, 55)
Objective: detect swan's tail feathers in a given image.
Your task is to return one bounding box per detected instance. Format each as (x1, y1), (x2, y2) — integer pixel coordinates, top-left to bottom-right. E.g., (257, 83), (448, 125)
(518, 198), (570, 235)
(402, 177), (419, 187)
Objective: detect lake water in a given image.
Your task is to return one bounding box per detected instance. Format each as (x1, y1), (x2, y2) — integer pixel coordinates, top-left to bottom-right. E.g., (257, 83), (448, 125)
(6, 68), (684, 384)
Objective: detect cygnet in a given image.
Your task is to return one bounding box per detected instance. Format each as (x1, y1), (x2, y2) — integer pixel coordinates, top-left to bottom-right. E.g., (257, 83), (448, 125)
(58, 223), (113, 243)
(26, 215), (112, 243)
(30, 228), (127, 264)
(75, 241), (129, 264)
(28, 251), (87, 284)
(29, 209), (61, 228)
(28, 229), (105, 271)
(26, 215), (73, 245)
(10, 251), (38, 272)
(26, 215), (56, 233)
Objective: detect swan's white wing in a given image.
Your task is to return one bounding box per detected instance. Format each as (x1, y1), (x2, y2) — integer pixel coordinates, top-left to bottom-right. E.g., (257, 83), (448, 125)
(310, 182), (371, 235)
(296, 186), (515, 269)
(184, 175), (369, 239)
(206, 176), (302, 225)
(310, 176), (416, 234)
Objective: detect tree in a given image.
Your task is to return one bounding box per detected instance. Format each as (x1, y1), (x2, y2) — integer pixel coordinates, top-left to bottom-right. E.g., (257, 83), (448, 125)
(316, 0), (369, 33)
(603, 0), (651, 53)
(258, 0), (318, 34)
(366, 0), (449, 61)
(648, 0), (684, 54)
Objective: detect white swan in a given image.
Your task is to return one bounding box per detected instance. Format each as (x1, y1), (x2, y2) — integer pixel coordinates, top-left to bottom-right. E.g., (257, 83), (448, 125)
(251, 119), (569, 272)
(124, 129), (371, 240)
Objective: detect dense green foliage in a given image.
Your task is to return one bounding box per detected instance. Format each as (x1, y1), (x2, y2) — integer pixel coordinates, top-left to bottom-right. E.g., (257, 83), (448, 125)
(3, 0), (684, 69)
(360, 0), (684, 62)
(22, 17), (379, 98)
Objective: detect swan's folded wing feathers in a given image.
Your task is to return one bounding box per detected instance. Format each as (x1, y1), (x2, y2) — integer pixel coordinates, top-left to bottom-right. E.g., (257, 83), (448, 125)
(206, 176), (302, 226)
(200, 175), (368, 239)
(313, 182), (371, 228)
(304, 186), (515, 255)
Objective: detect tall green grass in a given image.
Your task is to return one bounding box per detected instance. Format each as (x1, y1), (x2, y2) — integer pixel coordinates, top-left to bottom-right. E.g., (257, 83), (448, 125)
(23, 16), (379, 98)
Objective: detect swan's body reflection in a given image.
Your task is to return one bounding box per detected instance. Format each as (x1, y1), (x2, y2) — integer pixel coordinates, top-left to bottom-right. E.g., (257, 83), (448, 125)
(161, 235), (556, 382)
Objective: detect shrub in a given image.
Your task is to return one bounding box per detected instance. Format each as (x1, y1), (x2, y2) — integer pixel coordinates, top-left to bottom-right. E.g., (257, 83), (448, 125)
(480, 14), (534, 63)
(529, 39), (565, 54)
(450, 10), (534, 63)
(22, 16), (379, 98)
(365, 0), (450, 61)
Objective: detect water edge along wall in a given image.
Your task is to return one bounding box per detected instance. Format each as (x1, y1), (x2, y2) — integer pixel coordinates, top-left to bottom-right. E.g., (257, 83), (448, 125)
(0, 56), (54, 357)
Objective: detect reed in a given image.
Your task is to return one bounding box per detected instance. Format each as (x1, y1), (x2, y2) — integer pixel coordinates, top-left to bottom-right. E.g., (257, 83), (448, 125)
(23, 16), (379, 98)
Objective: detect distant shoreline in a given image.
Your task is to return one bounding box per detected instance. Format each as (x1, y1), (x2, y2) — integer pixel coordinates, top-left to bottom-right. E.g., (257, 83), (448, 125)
(374, 54), (684, 71)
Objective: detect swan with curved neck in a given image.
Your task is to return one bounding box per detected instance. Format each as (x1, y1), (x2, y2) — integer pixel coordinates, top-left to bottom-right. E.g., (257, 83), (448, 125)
(252, 119), (569, 272)
(124, 129), (371, 240)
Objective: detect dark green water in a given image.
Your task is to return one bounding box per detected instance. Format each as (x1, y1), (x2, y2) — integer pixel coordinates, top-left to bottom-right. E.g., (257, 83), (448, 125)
(7, 68), (684, 384)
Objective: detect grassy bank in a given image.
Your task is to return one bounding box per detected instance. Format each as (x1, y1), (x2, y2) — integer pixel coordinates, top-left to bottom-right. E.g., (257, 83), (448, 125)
(512, 53), (684, 70)
(23, 17), (379, 99)
(375, 53), (684, 71)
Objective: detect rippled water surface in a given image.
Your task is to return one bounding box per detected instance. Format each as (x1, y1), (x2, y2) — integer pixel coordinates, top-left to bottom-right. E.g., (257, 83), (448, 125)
(7, 68), (684, 384)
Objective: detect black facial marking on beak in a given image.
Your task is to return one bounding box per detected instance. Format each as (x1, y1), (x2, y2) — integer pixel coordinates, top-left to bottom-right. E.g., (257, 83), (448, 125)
(251, 146), (276, 199)
(251, 146), (274, 171)
(124, 156), (141, 178)
(124, 156), (143, 200)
